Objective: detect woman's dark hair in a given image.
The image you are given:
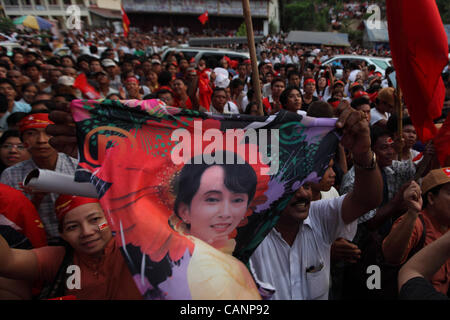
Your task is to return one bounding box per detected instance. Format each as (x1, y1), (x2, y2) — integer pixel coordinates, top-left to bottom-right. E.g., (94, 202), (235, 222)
(279, 86), (302, 108)
(173, 151), (257, 218)
(0, 129), (20, 146)
(0, 129), (22, 173)
(244, 102), (258, 115)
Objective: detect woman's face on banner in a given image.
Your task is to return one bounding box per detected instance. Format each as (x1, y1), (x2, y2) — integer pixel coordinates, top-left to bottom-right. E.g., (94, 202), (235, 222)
(178, 165), (249, 246)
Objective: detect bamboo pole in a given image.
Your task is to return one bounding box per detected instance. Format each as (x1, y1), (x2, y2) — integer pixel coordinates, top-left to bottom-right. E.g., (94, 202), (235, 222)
(242, 0), (263, 116)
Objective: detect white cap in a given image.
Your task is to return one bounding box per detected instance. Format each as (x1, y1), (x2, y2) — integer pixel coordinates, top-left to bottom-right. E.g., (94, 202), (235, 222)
(101, 59), (116, 67)
(213, 67), (230, 88)
(58, 76), (75, 86)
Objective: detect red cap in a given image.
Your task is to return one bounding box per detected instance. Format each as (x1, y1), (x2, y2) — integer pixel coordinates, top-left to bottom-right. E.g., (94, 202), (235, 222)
(333, 80), (345, 88)
(244, 59), (251, 65)
(353, 91), (369, 99)
(19, 113), (54, 133)
(55, 195), (99, 225)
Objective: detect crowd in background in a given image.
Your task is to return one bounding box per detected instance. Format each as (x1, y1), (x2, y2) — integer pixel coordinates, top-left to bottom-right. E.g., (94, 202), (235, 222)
(0, 26), (449, 300)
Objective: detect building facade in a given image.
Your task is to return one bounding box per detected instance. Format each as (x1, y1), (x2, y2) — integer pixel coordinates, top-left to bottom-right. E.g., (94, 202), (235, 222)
(122, 0), (279, 34)
(1, 0), (121, 29)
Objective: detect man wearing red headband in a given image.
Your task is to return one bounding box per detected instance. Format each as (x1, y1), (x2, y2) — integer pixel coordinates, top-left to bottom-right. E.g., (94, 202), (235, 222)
(124, 76), (148, 100)
(0, 111), (78, 245)
(0, 195), (142, 299)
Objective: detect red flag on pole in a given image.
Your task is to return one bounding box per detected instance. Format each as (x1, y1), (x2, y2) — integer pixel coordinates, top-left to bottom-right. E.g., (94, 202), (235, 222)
(198, 11), (209, 25)
(386, 0), (449, 145)
(121, 4), (130, 37)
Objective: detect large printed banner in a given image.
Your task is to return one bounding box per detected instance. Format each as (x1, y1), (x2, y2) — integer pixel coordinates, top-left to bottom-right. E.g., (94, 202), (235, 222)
(71, 99), (339, 299)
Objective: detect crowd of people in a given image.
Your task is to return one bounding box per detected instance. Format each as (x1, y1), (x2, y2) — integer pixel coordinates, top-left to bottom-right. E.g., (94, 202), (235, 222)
(0, 26), (449, 300)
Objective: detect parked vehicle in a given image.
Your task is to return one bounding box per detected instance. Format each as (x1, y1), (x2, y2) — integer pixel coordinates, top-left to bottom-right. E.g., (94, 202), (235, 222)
(161, 46), (250, 65)
(322, 55), (392, 79)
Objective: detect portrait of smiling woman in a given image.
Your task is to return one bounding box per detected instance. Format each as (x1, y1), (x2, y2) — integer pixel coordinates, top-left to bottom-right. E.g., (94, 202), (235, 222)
(172, 151), (257, 250)
(169, 151), (261, 299)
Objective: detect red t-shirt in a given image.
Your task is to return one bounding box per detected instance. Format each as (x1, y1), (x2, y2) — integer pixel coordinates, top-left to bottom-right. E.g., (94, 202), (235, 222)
(33, 238), (142, 300)
(388, 210), (450, 295)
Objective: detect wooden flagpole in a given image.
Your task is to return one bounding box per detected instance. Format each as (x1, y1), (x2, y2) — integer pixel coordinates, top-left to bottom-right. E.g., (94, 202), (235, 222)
(395, 78), (403, 160)
(242, 0), (263, 116)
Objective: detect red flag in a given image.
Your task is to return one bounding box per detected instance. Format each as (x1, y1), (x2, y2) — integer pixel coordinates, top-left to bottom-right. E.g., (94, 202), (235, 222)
(198, 11), (209, 25)
(433, 115), (450, 166)
(121, 4), (130, 37)
(386, 0), (448, 144)
(73, 73), (101, 100)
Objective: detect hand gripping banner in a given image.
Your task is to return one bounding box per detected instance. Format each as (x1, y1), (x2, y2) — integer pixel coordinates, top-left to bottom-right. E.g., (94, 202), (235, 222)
(71, 99), (339, 299)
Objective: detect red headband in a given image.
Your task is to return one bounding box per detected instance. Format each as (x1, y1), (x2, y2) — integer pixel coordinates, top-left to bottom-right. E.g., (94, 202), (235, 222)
(55, 195), (99, 224)
(19, 113), (54, 133)
(126, 77), (139, 84)
(330, 100), (341, 109)
(304, 78), (316, 86)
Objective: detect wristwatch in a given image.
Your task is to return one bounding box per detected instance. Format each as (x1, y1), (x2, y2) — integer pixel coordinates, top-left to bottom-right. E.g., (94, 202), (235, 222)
(354, 151), (377, 170)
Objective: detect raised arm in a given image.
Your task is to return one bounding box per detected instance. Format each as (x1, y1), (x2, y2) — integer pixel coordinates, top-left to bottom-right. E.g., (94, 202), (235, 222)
(0, 234), (39, 282)
(382, 181), (423, 265)
(335, 101), (383, 224)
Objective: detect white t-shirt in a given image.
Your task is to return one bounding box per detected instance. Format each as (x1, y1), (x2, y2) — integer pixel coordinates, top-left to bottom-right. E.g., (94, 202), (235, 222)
(249, 195), (357, 300)
(370, 108), (390, 125)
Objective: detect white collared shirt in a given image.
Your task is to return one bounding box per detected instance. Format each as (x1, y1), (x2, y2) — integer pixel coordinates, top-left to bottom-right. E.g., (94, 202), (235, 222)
(249, 195), (356, 300)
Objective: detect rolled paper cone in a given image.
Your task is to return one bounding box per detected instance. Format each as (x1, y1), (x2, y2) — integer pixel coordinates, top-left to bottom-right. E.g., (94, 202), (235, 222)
(23, 169), (98, 198)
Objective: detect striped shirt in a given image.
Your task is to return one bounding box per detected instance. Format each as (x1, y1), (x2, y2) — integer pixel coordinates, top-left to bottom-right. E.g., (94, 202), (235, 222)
(0, 153), (78, 245)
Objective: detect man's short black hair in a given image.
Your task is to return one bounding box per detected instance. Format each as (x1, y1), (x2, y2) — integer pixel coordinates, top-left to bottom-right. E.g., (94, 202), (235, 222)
(158, 71), (172, 87)
(370, 125), (393, 149)
(211, 87), (227, 98)
(155, 89), (173, 98)
(307, 101), (334, 118)
(22, 61), (40, 71)
(0, 78), (17, 91)
(31, 100), (56, 111)
(351, 97), (371, 109)
(386, 114), (414, 134)
(6, 112), (27, 127)
(0, 61), (10, 71)
(271, 77), (285, 88)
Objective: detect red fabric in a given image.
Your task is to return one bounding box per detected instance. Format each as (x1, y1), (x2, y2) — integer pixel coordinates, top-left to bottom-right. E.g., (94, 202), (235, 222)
(433, 114), (450, 166)
(198, 11), (209, 25)
(121, 5), (130, 37)
(0, 183), (47, 248)
(262, 97), (272, 114)
(18, 113), (54, 133)
(73, 73), (101, 99)
(55, 195), (99, 224)
(197, 70), (212, 110)
(386, 0), (448, 143)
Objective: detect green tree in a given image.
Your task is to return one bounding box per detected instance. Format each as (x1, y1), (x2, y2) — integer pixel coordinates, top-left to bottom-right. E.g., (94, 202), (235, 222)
(0, 18), (15, 33)
(236, 22), (247, 37)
